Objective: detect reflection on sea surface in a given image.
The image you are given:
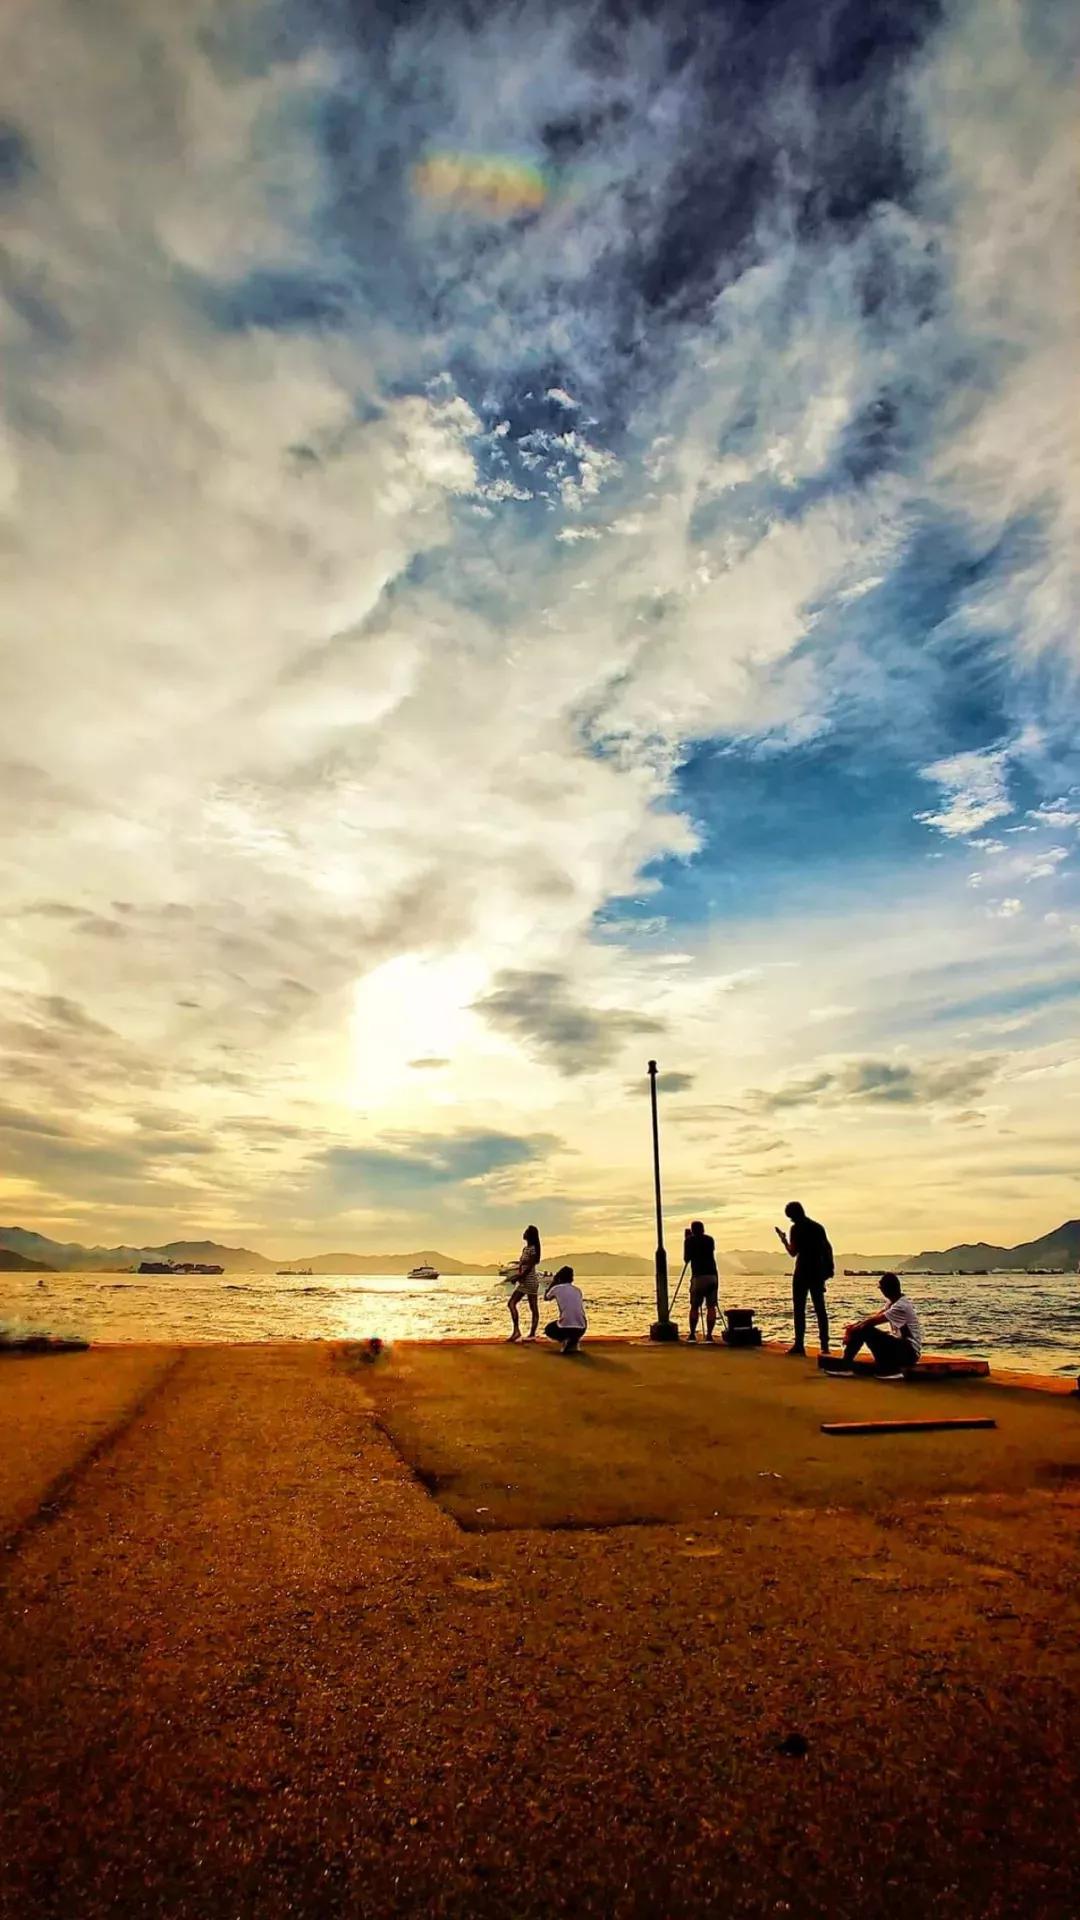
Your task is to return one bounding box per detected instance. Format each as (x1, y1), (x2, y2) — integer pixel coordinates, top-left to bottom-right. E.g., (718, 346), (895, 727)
(1, 1268), (1077, 1376)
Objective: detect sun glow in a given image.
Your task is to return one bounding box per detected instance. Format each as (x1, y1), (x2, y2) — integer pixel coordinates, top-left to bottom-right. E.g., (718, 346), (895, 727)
(350, 952), (493, 1106)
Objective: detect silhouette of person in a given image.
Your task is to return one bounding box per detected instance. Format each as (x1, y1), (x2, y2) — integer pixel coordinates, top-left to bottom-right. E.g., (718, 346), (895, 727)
(835, 1273), (922, 1377)
(543, 1266), (587, 1355)
(683, 1220), (719, 1343)
(776, 1201), (833, 1356)
(506, 1225), (541, 1342)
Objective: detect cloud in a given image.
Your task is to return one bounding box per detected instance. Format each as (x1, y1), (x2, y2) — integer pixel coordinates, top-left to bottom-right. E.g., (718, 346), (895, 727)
(755, 1055), (1000, 1113)
(653, 1070), (695, 1094)
(916, 749), (1012, 838)
(315, 1129), (560, 1199)
(2, 0), (1078, 1250)
(474, 970), (661, 1076)
(914, 0), (1080, 666)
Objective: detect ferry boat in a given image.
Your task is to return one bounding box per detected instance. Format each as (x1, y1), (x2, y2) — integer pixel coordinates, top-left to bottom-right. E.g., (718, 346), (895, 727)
(408, 1264), (440, 1280)
(276, 1268), (313, 1276)
(138, 1260), (223, 1275)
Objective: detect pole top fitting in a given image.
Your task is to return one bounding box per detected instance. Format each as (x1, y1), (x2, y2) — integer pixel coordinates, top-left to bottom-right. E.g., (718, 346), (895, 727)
(647, 1059), (657, 1075)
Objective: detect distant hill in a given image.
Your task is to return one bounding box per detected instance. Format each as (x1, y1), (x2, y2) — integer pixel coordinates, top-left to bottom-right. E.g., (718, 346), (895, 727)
(0, 1226), (655, 1279)
(0, 1227), (273, 1273)
(906, 1219), (1080, 1273)
(546, 1250), (653, 1277)
(10, 1215), (1070, 1281)
(296, 1250), (654, 1277)
(0, 1248), (52, 1273)
(717, 1249), (911, 1276)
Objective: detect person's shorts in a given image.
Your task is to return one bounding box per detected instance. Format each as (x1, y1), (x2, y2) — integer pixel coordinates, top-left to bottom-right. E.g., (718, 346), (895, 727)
(690, 1275), (719, 1309)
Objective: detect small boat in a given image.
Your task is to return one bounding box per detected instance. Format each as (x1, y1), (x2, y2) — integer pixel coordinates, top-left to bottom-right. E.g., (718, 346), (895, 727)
(277, 1268), (313, 1276)
(498, 1260), (522, 1279)
(408, 1265), (439, 1280)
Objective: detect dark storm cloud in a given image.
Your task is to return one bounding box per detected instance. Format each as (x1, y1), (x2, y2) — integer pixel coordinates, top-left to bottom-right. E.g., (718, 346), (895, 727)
(475, 970), (662, 1075)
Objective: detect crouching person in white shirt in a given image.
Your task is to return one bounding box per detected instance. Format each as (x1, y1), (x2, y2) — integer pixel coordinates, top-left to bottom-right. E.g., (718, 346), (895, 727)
(543, 1266), (588, 1356)
(837, 1273), (922, 1379)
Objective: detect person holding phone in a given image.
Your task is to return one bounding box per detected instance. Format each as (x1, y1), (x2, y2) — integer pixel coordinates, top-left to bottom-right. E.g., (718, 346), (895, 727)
(776, 1200), (833, 1356)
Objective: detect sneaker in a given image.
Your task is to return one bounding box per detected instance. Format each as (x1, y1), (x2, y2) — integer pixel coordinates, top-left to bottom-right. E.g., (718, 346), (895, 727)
(687, 1331), (697, 1343)
(827, 1362), (855, 1374)
(876, 1372), (905, 1382)
(787, 1345), (806, 1357)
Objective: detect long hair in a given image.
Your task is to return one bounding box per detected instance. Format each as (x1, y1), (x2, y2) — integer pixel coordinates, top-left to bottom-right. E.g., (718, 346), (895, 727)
(524, 1224), (541, 1257)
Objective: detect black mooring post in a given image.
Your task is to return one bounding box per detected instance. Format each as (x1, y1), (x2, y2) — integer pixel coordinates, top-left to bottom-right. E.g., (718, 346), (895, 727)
(648, 1060), (678, 1342)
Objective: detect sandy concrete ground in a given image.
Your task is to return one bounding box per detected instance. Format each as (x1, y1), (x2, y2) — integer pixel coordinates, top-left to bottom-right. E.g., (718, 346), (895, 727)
(0, 1347), (177, 1540)
(370, 1341), (1080, 1528)
(1, 1343), (1078, 1920)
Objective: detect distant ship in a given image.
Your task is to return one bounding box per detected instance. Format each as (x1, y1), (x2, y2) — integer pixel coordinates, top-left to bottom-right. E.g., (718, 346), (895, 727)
(277, 1268), (313, 1276)
(138, 1261), (223, 1275)
(408, 1264), (440, 1280)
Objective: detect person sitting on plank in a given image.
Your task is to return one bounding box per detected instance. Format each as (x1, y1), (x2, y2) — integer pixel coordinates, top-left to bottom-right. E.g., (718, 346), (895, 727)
(834, 1273), (922, 1378)
(543, 1266), (588, 1355)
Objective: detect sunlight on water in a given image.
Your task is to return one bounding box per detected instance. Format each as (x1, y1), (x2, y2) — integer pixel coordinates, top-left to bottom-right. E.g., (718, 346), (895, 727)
(2, 1269), (1078, 1375)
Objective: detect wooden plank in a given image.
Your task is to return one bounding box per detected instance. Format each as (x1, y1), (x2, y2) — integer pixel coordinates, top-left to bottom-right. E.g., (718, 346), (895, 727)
(822, 1417), (997, 1436)
(817, 1354), (990, 1378)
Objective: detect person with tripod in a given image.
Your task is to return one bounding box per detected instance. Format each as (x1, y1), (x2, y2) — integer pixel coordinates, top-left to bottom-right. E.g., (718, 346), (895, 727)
(683, 1220), (720, 1343)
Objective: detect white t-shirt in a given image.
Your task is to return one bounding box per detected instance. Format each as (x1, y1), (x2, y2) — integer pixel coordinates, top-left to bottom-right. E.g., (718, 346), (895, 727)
(884, 1295), (922, 1356)
(547, 1280), (587, 1331)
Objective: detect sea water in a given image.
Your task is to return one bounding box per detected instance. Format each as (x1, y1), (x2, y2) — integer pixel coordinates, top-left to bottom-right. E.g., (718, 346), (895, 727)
(1, 1267), (1077, 1377)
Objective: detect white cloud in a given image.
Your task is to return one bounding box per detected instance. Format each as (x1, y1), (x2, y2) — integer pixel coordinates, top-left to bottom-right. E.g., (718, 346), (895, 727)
(916, 748), (1012, 839)
(1022, 847), (1070, 883)
(3, 0), (1079, 1251)
(914, 0), (1080, 663)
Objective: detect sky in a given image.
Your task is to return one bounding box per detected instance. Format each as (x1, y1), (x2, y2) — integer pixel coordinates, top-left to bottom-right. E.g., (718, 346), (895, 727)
(1, 0), (1078, 1259)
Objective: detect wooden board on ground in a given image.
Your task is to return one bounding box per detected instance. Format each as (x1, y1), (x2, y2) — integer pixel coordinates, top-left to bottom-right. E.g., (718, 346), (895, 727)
(823, 1417), (998, 1436)
(817, 1353), (990, 1377)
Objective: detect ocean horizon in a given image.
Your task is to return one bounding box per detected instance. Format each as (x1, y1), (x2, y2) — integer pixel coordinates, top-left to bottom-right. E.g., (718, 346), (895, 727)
(3, 1266), (1077, 1378)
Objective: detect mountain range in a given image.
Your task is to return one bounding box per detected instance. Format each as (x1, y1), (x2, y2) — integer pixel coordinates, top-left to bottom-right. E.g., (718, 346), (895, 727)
(0, 1227), (654, 1278)
(2, 1220), (1077, 1277)
(902, 1218), (1080, 1273)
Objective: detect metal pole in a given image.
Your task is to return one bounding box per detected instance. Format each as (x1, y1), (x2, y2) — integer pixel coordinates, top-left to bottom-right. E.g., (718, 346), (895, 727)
(648, 1059), (678, 1341)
